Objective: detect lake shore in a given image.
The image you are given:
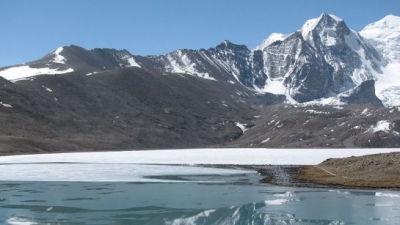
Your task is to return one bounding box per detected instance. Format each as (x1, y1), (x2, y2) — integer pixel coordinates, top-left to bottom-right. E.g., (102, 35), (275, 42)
(199, 164), (345, 188)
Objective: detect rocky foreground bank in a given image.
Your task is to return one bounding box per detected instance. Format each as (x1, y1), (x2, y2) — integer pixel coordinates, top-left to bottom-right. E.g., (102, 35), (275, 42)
(296, 152), (400, 189)
(221, 152), (400, 189)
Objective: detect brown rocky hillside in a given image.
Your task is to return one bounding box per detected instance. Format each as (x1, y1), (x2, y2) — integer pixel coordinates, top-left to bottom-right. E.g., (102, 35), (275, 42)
(297, 152), (400, 188)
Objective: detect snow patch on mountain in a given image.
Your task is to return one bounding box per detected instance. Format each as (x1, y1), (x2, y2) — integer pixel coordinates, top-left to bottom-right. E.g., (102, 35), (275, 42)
(126, 57), (141, 68)
(165, 50), (216, 81)
(235, 122), (248, 133)
(328, 14), (343, 22)
(261, 137), (270, 143)
(301, 17), (320, 38)
(0, 66), (74, 82)
(42, 85), (53, 92)
(116, 51), (141, 68)
(52, 47), (67, 64)
(324, 35), (337, 46)
(366, 120), (392, 133)
(254, 33), (288, 51)
(0, 102), (12, 108)
(255, 78), (286, 95)
(344, 30), (377, 84)
(297, 97), (345, 107)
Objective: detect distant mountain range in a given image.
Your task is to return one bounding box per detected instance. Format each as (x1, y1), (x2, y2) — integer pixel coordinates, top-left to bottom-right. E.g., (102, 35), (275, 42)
(0, 13), (400, 153)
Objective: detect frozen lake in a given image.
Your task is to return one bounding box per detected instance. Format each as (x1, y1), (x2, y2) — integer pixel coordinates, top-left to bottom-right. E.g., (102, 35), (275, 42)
(0, 148), (398, 166)
(1, 148), (399, 224)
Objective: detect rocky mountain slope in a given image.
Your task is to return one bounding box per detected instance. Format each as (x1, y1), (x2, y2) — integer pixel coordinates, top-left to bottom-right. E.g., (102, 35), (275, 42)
(0, 67), (267, 154)
(0, 13), (399, 153)
(224, 104), (400, 148)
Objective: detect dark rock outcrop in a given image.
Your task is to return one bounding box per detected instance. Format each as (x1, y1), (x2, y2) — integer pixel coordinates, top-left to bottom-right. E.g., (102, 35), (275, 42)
(340, 80), (383, 106)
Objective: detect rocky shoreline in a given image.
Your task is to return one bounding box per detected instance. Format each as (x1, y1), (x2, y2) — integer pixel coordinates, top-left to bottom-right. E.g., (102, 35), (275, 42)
(241, 165), (356, 189)
(254, 165), (331, 188)
(205, 163), (400, 190)
(201, 164), (339, 188)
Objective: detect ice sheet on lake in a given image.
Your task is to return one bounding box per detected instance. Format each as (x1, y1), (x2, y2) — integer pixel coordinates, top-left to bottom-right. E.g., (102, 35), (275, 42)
(0, 148), (397, 182)
(0, 148), (397, 165)
(376, 192), (400, 198)
(0, 163), (249, 182)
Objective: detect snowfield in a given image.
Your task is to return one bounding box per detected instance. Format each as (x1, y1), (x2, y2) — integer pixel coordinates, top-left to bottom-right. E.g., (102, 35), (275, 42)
(360, 15), (400, 107)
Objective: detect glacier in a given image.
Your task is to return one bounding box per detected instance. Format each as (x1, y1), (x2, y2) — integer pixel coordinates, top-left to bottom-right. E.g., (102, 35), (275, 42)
(360, 14), (400, 107)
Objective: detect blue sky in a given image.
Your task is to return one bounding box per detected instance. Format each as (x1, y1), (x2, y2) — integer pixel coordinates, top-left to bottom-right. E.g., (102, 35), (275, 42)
(1, 0), (399, 67)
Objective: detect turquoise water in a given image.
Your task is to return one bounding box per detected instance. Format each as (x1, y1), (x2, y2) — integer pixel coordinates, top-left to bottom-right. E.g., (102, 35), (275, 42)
(0, 166), (399, 225)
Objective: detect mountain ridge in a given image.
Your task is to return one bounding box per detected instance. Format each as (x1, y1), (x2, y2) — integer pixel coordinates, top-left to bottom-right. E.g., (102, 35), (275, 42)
(0, 13), (400, 153)
(2, 13), (398, 106)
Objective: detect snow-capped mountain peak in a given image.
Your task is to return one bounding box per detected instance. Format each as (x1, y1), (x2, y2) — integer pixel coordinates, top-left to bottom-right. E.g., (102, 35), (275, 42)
(255, 14), (346, 56)
(327, 14), (344, 22)
(360, 14), (400, 61)
(300, 13), (344, 40)
(298, 12), (383, 85)
(256, 13), (385, 104)
(363, 14), (400, 32)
